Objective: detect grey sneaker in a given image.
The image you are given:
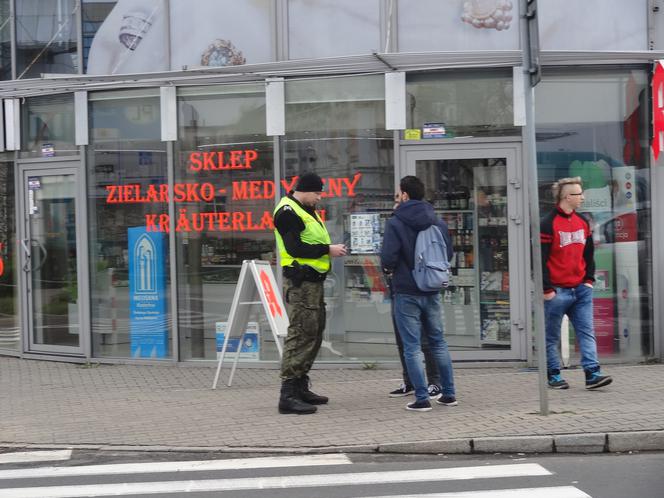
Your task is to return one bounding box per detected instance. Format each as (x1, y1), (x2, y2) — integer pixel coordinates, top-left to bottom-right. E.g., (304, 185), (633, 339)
(389, 384), (414, 397)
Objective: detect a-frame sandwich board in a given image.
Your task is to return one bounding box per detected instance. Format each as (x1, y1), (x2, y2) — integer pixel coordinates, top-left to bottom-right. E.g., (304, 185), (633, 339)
(212, 260), (288, 389)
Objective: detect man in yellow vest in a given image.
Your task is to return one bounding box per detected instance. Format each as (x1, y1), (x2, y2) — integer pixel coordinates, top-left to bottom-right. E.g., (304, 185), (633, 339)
(274, 172), (347, 414)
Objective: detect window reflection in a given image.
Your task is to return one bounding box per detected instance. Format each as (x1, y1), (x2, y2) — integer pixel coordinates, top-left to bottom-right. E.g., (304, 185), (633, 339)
(88, 91), (171, 359)
(284, 75), (395, 361)
(176, 85), (274, 360)
(536, 69), (652, 361)
(16, 0), (78, 78)
(0, 0), (11, 80)
(21, 94), (76, 158)
(406, 71), (517, 139)
(0, 157), (18, 350)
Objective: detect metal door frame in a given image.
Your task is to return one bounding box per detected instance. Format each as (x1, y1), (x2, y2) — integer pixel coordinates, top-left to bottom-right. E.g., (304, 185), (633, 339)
(18, 158), (88, 357)
(400, 142), (528, 361)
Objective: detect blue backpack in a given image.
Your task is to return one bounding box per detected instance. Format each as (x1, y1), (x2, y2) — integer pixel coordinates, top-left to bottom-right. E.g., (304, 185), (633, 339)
(411, 224), (451, 292)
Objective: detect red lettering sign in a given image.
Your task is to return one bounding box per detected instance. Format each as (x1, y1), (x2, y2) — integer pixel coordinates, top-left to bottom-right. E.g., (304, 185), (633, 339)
(260, 270), (283, 318)
(652, 62), (664, 160)
(187, 150), (259, 171)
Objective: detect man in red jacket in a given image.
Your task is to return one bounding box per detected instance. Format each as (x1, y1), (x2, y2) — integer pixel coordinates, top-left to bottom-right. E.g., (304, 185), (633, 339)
(540, 177), (613, 390)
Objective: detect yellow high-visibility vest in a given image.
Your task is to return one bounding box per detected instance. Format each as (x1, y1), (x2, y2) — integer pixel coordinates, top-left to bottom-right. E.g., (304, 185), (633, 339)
(274, 196), (331, 273)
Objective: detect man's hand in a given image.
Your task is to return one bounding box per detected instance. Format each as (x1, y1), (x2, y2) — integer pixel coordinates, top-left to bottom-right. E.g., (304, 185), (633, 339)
(583, 283), (593, 288)
(543, 290), (556, 301)
(329, 244), (347, 257)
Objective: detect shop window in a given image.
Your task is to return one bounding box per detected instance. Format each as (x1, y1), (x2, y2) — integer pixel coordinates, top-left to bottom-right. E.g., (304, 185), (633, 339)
(284, 74), (395, 361)
(21, 94), (76, 158)
(88, 90), (172, 359)
(539, 0), (647, 51)
(397, 0), (519, 52)
(406, 70), (518, 139)
(0, 0), (11, 80)
(176, 84), (274, 361)
(16, 0), (78, 78)
(0, 157), (18, 351)
(536, 68), (653, 362)
(288, 0), (380, 59)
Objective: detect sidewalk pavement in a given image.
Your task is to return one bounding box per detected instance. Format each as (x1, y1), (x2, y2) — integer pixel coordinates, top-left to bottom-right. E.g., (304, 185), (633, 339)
(1, 357), (663, 455)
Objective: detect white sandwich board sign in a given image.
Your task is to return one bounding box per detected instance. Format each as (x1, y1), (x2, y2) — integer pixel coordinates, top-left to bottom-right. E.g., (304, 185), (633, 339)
(212, 260), (288, 389)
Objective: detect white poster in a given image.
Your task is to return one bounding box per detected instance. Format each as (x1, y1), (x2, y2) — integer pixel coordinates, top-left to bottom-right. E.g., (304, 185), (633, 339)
(288, 0), (381, 59)
(349, 213), (381, 254)
(87, 0), (273, 74)
(538, 0), (647, 51)
(398, 0), (520, 52)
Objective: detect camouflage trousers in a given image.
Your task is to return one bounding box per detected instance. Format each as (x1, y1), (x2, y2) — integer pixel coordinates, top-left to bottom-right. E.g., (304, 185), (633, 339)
(280, 279), (326, 380)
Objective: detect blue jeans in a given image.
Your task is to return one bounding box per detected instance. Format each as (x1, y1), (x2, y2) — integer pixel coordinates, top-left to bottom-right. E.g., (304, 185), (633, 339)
(544, 283), (599, 373)
(389, 283), (440, 388)
(394, 293), (455, 402)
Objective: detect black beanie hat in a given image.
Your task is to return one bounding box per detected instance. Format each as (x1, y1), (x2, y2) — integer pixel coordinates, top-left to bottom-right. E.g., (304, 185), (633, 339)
(294, 172), (324, 192)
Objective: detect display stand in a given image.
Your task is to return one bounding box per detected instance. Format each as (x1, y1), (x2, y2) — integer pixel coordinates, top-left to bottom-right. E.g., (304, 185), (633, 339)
(212, 260), (288, 389)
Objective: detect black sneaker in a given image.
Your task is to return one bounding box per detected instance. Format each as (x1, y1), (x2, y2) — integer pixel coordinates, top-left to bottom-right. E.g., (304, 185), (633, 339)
(389, 384), (414, 398)
(585, 368), (613, 389)
(427, 384), (442, 400)
(406, 399), (432, 412)
(436, 396), (458, 407)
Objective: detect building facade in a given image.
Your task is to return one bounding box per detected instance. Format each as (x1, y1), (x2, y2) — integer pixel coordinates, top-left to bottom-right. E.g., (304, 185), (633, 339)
(0, 0), (661, 368)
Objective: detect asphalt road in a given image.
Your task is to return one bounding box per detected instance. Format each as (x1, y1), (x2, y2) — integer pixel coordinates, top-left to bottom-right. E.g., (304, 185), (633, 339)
(0, 449), (662, 497)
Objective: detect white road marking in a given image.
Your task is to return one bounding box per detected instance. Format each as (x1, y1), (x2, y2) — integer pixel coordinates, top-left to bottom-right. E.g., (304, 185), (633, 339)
(0, 453), (351, 480)
(0, 450), (72, 465)
(0, 463), (551, 497)
(363, 486), (592, 498)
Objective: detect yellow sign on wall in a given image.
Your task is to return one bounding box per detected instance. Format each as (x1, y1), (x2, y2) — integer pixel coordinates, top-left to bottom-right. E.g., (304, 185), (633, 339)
(404, 129), (421, 140)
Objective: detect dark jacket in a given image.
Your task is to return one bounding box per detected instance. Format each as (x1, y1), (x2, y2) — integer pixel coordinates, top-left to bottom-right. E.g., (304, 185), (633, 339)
(380, 199), (454, 296)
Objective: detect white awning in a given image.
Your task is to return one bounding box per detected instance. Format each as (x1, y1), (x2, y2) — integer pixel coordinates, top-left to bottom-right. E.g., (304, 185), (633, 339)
(0, 50), (662, 98)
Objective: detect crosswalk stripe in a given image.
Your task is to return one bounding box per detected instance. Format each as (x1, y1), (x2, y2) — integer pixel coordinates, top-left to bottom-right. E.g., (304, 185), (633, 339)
(0, 454), (352, 480)
(0, 450), (72, 465)
(0, 463), (551, 498)
(363, 486), (592, 498)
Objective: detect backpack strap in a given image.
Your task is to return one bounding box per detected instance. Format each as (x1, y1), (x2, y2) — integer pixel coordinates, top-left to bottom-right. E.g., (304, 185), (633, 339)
(390, 216), (426, 271)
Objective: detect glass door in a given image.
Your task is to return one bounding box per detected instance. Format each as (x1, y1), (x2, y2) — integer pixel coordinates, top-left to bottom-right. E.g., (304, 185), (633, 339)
(403, 145), (527, 360)
(20, 166), (83, 354)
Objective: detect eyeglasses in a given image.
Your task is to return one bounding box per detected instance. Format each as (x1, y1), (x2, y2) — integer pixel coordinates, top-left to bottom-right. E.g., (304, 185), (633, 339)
(567, 192), (584, 197)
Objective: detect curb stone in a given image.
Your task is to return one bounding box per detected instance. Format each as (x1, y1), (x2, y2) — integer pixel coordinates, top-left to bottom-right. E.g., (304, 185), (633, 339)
(473, 436), (553, 454)
(2, 431), (664, 456)
(379, 439), (471, 454)
(554, 433), (607, 453)
(608, 431), (664, 452)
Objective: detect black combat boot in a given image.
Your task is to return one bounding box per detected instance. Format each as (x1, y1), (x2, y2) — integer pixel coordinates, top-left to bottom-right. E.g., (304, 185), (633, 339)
(297, 375), (329, 405)
(278, 378), (317, 414)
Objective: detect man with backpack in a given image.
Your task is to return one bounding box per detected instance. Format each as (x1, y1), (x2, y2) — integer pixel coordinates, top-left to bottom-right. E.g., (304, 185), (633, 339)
(380, 176), (457, 412)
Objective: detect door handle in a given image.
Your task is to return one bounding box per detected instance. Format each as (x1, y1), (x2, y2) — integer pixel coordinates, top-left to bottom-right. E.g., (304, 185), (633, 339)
(21, 239), (47, 272)
(32, 240), (48, 272)
(21, 239), (31, 272)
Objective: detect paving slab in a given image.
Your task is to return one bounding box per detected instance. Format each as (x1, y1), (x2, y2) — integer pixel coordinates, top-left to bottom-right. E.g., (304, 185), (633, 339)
(1, 357), (663, 454)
